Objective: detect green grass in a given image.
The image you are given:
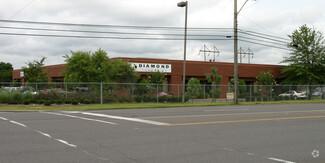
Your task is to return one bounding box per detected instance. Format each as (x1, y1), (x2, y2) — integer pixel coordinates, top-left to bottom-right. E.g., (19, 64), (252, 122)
(0, 100), (324, 111)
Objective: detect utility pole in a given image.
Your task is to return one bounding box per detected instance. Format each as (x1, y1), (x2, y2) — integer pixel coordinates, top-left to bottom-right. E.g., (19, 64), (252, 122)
(234, 0), (251, 104)
(234, 0), (239, 104)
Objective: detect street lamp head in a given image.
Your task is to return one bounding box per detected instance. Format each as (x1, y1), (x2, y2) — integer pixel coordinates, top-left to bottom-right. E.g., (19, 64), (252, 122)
(177, 1), (187, 7)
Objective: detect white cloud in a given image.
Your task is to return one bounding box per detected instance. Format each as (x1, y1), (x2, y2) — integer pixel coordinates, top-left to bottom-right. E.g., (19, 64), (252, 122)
(0, 0), (325, 69)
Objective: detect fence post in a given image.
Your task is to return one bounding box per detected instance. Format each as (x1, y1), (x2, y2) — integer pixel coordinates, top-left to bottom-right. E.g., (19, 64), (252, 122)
(203, 84), (206, 99)
(270, 85), (272, 101)
(156, 84), (158, 103)
(250, 84), (252, 102)
(65, 82), (68, 99)
(100, 82), (103, 104)
(289, 85), (291, 100)
(132, 83), (135, 102)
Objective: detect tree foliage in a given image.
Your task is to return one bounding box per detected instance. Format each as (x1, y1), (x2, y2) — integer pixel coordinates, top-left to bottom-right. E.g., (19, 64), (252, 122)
(186, 77), (202, 99)
(0, 62), (13, 82)
(256, 70), (276, 85)
(63, 49), (138, 83)
(21, 57), (48, 82)
(282, 24), (325, 85)
(229, 78), (246, 93)
(206, 66), (222, 99)
(148, 71), (165, 84)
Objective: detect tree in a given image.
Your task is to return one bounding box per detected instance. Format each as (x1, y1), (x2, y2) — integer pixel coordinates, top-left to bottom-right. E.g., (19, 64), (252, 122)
(147, 71), (165, 92)
(63, 50), (108, 82)
(63, 48), (138, 83)
(256, 70), (276, 100)
(106, 59), (139, 83)
(186, 78), (202, 99)
(21, 57), (48, 82)
(137, 78), (149, 94)
(0, 62), (13, 82)
(282, 24), (325, 85)
(206, 66), (222, 99)
(229, 78), (246, 93)
(256, 70), (276, 85)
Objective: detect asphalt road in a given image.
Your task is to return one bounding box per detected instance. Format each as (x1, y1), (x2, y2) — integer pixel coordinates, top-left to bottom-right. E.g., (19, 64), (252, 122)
(1, 103), (325, 163)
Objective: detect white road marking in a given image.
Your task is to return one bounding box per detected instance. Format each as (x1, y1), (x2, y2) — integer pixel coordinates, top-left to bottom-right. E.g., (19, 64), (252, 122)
(268, 157), (295, 163)
(82, 150), (109, 161)
(81, 112), (169, 126)
(145, 109), (325, 119)
(0, 117), (8, 121)
(43, 112), (117, 125)
(204, 109), (250, 112)
(56, 139), (77, 148)
(246, 153), (255, 156)
(10, 120), (27, 128)
(36, 130), (52, 138)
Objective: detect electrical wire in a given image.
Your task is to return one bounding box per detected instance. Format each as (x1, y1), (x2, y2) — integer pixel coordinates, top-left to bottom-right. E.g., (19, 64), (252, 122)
(0, 19), (294, 50)
(0, 26), (231, 38)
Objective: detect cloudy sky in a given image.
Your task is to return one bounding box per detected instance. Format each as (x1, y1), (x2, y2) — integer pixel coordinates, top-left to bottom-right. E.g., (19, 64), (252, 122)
(1, 0), (324, 69)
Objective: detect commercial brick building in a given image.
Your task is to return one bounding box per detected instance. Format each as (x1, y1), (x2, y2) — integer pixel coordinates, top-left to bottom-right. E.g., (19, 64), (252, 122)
(12, 57), (285, 97)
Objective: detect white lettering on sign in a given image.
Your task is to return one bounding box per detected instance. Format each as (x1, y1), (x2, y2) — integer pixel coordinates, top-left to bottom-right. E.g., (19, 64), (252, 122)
(20, 71), (24, 78)
(131, 63), (172, 73)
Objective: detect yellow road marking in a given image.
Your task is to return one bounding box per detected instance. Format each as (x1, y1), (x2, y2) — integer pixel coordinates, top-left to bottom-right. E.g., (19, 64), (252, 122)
(164, 115), (325, 126)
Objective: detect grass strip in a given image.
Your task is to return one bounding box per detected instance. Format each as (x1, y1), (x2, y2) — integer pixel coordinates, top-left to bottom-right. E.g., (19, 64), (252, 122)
(0, 100), (324, 111)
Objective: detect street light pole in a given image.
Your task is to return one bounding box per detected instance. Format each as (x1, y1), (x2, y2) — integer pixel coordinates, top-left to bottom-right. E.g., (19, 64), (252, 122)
(178, 1), (188, 103)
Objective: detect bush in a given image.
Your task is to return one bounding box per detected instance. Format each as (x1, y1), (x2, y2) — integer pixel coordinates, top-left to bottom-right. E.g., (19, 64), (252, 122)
(0, 91), (10, 103)
(284, 96), (290, 100)
(71, 100), (79, 105)
(23, 99), (31, 105)
(245, 96), (250, 102)
(37, 99), (45, 104)
(44, 101), (52, 106)
(256, 96), (262, 102)
(158, 96), (168, 102)
(55, 99), (64, 105)
(23, 91), (33, 101)
(82, 99), (91, 104)
(9, 91), (23, 104)
(65, 99), (72, 104)
(262, 97), (268, 101)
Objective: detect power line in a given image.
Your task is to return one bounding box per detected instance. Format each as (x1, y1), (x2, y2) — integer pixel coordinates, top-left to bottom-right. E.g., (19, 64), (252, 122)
(0, 26), (232, 38)
(239, 39), (289, 50)
(239, 29), (290, 41)
(0, 32), (234, 41)
(0, 19), (233, 31)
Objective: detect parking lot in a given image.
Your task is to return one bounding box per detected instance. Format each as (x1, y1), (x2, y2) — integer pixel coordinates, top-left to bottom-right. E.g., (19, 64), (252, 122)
(1, 103), (325, 162)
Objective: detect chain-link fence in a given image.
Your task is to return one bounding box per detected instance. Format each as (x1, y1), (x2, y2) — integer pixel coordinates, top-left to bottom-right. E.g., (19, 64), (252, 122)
(0, 82), (324, 105)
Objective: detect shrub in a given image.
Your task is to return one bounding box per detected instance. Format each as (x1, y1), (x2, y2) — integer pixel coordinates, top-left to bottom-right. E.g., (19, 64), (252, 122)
(55, 99), (64, 105)
(23, 99), (31, 105)
(256, 96), (262, 102)
(245, 96), (250, 102)
(23, 92), (33, 101)
(44, 101), (52, 106)
(158, 96), (168, 102)
(9, 91), (23, 104)
(37, 99), (45, 104)
(82, 99), (91, 104)
(65, 99), (72, 104)
(71, 100), (79, 105)
(0, 91), (10, 103)
(284, 96), (290, 100)
(262, 97), (268, 101)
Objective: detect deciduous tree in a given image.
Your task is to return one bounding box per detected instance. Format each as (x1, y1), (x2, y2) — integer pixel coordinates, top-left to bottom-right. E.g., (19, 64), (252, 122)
(282, 24), (325, 85)
(21, 57), (48, 82)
